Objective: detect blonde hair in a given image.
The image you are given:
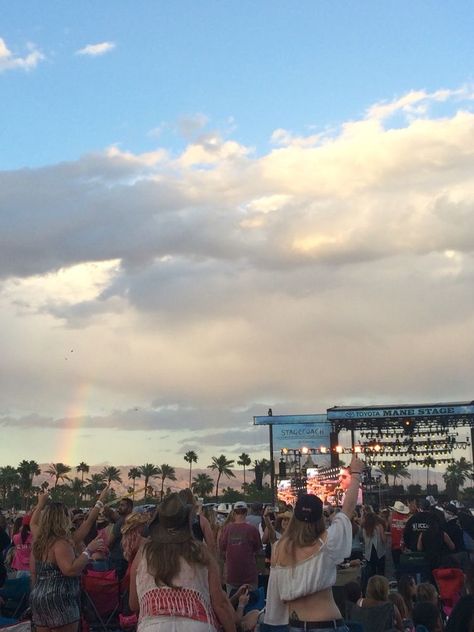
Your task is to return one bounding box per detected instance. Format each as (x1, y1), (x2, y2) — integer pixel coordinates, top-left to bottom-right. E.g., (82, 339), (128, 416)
(367, 575), (389, 602)
(32, 503), (71, 560)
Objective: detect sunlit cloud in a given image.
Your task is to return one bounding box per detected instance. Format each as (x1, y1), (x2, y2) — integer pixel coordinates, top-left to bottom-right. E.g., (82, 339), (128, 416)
(1, 86), (473, 464)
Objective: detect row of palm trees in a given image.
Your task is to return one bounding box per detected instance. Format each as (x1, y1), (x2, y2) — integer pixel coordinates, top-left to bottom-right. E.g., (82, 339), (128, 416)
(0, 453), (270, 509)
(374, 457), (473, 498)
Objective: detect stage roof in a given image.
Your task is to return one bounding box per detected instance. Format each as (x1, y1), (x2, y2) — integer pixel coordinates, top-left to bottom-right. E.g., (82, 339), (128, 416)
(327, 401), (474, 429)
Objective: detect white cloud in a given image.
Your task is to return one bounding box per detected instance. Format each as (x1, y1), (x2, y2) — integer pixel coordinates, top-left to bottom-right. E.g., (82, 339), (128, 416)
(76, 41), (116, 57)
(1, 86), (474, 465)
(0, 38), (44, 73)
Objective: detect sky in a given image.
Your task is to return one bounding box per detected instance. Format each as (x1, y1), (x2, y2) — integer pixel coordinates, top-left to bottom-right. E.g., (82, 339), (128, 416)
(1, 1), (474, 470)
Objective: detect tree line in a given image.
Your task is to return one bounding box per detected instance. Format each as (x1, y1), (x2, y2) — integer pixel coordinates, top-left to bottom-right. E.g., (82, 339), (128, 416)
(0, 452), (272, 510)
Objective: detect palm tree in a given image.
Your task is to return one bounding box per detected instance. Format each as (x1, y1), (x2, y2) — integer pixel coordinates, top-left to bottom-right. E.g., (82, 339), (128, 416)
(76, 462), (90, 484)
(259, 458), (272, 479)
(443, 457), (473, 499)
(85, 473), (106, 499)
(422, 457), (436, 490)
(252, 458), (271, 490)
(157, 464), (177, 501)
(0, 466), (19, 504)
(237, 453), (251, 486)
(192, 473), (214, 498)
(46, 463), (72, 489)
(128, 467), (142, 500)
(376, 462), (393, 486)
(17, 460), (41, 509)
(100, 466), (122, 485)
(139, 464), (159, 500)
(70, 477), (84, 508)
(184, 451), (198, 488)
(391, 462), (411, 487)
(208, 455), (235, 500)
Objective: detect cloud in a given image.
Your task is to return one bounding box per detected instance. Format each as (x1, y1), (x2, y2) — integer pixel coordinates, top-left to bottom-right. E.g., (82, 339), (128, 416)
(1, 87), (474, 463)
(177, 113), (209, 140)
(0, 403), (268, 436)
(76, 42), (116, 57)
(0, 38), (44, 73)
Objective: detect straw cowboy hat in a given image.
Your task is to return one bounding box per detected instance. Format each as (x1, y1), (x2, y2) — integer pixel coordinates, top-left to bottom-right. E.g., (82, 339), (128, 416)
(390, 501), (410, 515)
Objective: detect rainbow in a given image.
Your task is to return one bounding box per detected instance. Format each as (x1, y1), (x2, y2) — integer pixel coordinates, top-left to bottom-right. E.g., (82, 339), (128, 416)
(57, 381), (92, 464)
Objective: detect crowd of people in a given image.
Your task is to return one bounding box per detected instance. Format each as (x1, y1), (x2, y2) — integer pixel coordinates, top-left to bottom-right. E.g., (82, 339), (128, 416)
(0, 454), (473, 632)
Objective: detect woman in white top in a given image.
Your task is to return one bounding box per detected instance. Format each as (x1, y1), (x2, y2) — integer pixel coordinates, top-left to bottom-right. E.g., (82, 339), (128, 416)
(129, 493), (235, 632)
(264, 454), (364, 632)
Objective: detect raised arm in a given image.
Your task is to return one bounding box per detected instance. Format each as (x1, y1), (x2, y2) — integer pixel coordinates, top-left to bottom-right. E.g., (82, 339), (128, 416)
(73, 486), (109, 545)
(199, 514), (217, 555)
(342, 454), (364, 518)
(30, 492), (49, 538)
(262, 506), (277, 545)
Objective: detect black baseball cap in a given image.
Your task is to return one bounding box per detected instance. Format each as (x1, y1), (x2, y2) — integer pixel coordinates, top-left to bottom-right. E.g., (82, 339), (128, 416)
(294, 494), (323, 523)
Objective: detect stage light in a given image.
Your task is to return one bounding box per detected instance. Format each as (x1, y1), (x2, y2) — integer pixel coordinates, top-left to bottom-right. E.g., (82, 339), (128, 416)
(320, 446), (328, 454)
(354, 445), (362, 453)
(282, 448), (288, 455)
(301, 446), (309, 454)
(336, 445), (343, 454)
(374, 444), (381, 452)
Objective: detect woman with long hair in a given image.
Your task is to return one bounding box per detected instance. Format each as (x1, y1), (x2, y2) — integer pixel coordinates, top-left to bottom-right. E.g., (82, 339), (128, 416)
(355, 575), (403, 631)
(264, 454), (364, 631)
(129, 493), (236, 632)
(29, 492), (106, 632)
(361, 509), (386, 589)
(398, 574), (417, 618)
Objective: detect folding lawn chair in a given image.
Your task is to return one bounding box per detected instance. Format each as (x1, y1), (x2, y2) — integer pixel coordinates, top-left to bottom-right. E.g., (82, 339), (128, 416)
(0, 575), (30, 619)
(81, 569), (121, 632)
(432, 567), (464, 617)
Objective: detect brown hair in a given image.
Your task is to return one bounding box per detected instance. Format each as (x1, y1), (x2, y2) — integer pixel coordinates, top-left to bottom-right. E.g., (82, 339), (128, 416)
(145, 535), (209, 588)
(362, 511), (378, 537)
(416, 583), (438, 605)
(178, 488), (196, 507)
(366, 575), (389, 602)
(388, 592), (409, 619)
(278, 514), (325, 562)
(32, 503), (71, 560)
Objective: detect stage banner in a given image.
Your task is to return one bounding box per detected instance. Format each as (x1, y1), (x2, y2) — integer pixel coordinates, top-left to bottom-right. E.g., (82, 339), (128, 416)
(272, 422), (330, 451)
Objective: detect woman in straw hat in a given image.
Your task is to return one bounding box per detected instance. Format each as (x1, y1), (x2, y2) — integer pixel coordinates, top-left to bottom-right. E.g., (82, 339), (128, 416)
(264, 454), (364, 632)
(129, 493), (236, 631)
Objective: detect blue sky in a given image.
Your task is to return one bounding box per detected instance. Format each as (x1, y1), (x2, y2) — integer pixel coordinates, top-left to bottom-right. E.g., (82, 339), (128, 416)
(2, 2), (473, 168)
(1, 2), (474, 470)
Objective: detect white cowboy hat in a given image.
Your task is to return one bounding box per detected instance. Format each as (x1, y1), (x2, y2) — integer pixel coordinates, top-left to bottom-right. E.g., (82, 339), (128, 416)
(390, 501), (410, 514)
